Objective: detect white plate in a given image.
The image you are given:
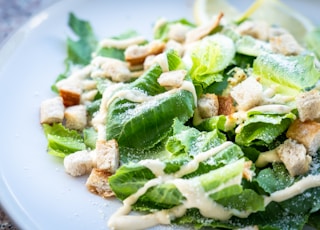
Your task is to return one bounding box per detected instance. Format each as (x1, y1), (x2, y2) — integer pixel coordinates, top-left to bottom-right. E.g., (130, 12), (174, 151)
(0, 0), (318, 230)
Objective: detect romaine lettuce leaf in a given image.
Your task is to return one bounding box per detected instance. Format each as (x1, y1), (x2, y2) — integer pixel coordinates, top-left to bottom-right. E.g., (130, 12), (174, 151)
(235, 113), (295, 147)
(154, 18), (195, 41)
(42, 123), (86, 157)
(190, 34), (235, 92)
(305, 28), (320, 59)
(106, 64), (195, 149)
(67, 13), (97, 65)
(253, 53), (320, 96)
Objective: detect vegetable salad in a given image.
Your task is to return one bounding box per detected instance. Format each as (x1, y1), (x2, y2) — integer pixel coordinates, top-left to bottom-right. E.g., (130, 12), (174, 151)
(40, 1), (320, 230)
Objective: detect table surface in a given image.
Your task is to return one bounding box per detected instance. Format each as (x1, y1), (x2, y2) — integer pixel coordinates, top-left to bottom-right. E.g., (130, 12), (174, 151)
(0, 1), (60, 230)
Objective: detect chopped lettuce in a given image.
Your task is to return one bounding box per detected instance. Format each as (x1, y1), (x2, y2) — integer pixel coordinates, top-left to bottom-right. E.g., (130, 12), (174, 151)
(235, 112), (296, 147)
(305, 28), (320, 59)
(67, 13), (98, 65)
(190, 34), (235, 93)
(253, 53), (320, 95)
(42, 123), (86, 157)
(106, 64), (195, 149)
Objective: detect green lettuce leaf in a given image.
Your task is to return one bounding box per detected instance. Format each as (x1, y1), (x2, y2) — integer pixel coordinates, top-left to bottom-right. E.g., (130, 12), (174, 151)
(106, 65), (195, 149)
(42, 123), (86, 157)
(95, 30), (143, 61)
(154, 18), (195, 41)
(305, 28), (320, 59)
(67, 13), (97, 65)
(190, 34), (235, 92)
(235, 113), (295, 147)
(253, 53), (320, 96)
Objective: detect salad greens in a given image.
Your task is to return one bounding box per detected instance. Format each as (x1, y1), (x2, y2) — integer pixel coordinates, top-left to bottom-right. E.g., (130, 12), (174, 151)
(41, 2), (320, 229)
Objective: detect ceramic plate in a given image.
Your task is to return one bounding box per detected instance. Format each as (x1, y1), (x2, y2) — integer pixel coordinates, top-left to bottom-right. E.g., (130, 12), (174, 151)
(0, 0), (318, 229)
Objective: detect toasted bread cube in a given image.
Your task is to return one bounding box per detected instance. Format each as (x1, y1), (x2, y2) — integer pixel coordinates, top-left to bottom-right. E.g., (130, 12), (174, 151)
(86, 168), (114, 198)
(218, 95), (235, 115)
(236, 20), (269, 41)
(40, 96), (65, 124)
(277, 139), (311, 176)
(286, 119), (320, 155)
(64, 105), (87, 130)
(125, 40), (165, 65)
(230, 77), (263, 111)
(64, 150), (94, 177)
(59, 86), (81, 107)
(185, 12), (223, 43)
(157, 70), (187, 88)
(270, 33), (303, 56)
(296, 90), (320, 122)
(96, 139), (119, 173)
(197, 94), (219, 118)
(91, 56), (132, 82)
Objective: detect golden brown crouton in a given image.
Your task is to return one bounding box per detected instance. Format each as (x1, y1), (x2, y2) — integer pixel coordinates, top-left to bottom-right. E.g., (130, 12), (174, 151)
(277, 139), (311, 177)
(125, 40), (165, 65)
(86, 168), (114, 198)
(286, 119), (320, 155)
(185, 12), (224, 43)
(64, 105), (87, 131)
(96, 139), (119, 174)
(59, 87), (81, 107)
(218, 95), (235, 115)
(40, 96), (65, 124)
(197, 94), (219, 119)
(296, 90), (320, 122)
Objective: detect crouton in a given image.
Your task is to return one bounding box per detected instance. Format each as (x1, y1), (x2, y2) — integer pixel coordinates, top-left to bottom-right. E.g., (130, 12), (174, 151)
(277, 139), (311, 176)
(64, 150), (94, 177)
(64, 105), (87, 130)
(40, 96), (65, 124)
(197, 94), (219, 118)
(86, 168), (114, 198)
(218, 95), (235, 115)
(296, 90), (320, 122)
(165, 40), (184, 56)
(236, 20), (269, 41)
(125, 40), (165, 66)
(59, 87), (81, 107)
(157, 70), (187, 88)
(286, 119), (320, 155)
(167, 23), (190, 43)
(91, 56), (132, 82)
(96, 139), (119, 174)
(230, 77), (263, 111)
(270, 33), (303, 56)
(56, 77), (82, 107)
(185, 12), (223, 43)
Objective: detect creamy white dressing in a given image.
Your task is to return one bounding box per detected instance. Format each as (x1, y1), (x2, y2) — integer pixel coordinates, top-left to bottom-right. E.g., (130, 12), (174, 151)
(108, 142), (243, 230)
(91, 83), (124, 140)
(175, 141), (233, 177)
(248, 104), (293, 114)
(255, 149), (281, 168)
(99, 36), (146, 49)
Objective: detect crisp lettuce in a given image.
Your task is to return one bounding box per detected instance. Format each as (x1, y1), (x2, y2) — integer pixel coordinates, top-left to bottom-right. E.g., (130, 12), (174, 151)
(253, 53), (320, 95)
(305, 28), (320, 59)
(106, 63), (195, 149)
(190, 34), (235, 93)
(42, 123), (86, 157)
(67, 13), (97, 65)
(235, 112), (296, 147)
